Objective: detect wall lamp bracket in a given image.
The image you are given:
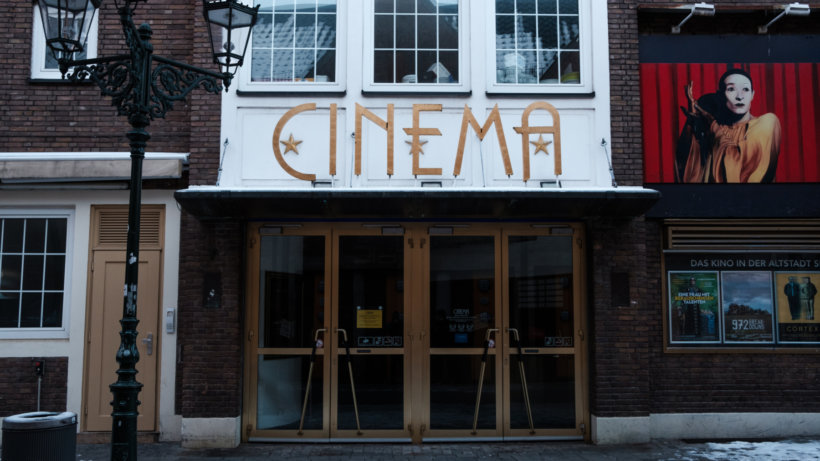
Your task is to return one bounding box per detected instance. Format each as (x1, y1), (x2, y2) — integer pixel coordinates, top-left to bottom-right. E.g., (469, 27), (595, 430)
(671, 3), (716, 34)
(758, 3), (811, 34)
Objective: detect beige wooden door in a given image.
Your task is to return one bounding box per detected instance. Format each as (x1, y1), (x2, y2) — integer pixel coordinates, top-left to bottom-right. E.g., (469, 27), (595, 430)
(84, 206), (164, 432)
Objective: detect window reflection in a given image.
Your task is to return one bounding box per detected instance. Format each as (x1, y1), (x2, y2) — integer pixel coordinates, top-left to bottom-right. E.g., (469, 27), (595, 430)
(495, 0), (580, 85)
(251, 0), (337, 83)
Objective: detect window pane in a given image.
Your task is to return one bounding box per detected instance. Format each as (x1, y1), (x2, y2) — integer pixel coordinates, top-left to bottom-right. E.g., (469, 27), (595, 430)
(0, 293), (19, 327)
(253, 13), (273, 47)
(418, 0), (436, 14)
(418, 15), (436, 49)
(294, 49), (315, 80)
(257, 355), (323, 430)
(517, 15), (536, 48)
(317, 0), (336, 13)
(274, 14), (294, 47)
(438, 15), (458, 49)
(375, 0), (394, 13)
(25, 219), (46, 253)
(317, 14), (337, 48)
(560, 51), (580, 83)
(430, 355), (496, 430)
(23, 255), (45, 291)
(539, 50), (559, 83)
(517, 0), (536, 14)
(295, 13), (315, 48)
(439, 50), (458, 82)
(438, 0), (458, 14)
(396, 0), (415, 14)
(316, 50), (335, 81)
(42, 293), (62, 328)
(510, 355), (575, 429)
(374, 50), (395, 82)
(559, 0), (578, 14)
(537, 0), (557, 14)
(496, 0), (514, 14)
(560, 16), (579, 48)
(20, 293), (42, 328)
(395, 15), (415, 49)
(2, 219), (24, 253)
(417, 50), (437, 82)
(45, 255), (65, 291)
(1, 255), (22, 291)
(251, 49), (273, 81)
(274, 0), (294, 12)
(374, 15), (394, 48)
(46, 219), (66, 253)
(396, 50), (415, 82)
(294, 0), (315, 12)
(273, 49), (293, 81)
(538, 15), (557, 49)
(517, 50), (537, 83)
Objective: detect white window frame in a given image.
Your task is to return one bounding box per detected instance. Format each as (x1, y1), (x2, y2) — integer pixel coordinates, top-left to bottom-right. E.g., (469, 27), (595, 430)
(0, 209), (73, 340)
(485, 0), (593, 94)
(362, 0), (470, 93)
(239, 0), (347, 93)
(30, 7), (99, 80)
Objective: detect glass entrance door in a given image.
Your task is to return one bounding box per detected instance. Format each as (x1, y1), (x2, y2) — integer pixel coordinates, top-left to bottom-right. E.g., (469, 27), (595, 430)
(244, 223), (585, 442)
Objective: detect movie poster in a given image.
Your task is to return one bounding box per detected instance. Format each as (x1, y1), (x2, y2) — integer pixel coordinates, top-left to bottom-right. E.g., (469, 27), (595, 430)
(720, 271), (774, 343)
(775, 272), (820, 343)
(668, 271), (720, 343)
(640, 35), (820, 184)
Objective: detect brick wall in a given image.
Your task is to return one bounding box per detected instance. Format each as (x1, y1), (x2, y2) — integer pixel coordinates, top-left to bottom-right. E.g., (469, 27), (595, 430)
(607, 1), (820, 417)
(0, 358), (68, 416)
(0, 0), (195, 153)
(176, 215), (243, 418)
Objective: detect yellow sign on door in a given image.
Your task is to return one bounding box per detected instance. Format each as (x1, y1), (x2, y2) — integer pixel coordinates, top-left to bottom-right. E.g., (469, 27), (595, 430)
(357, 309), (383, 329)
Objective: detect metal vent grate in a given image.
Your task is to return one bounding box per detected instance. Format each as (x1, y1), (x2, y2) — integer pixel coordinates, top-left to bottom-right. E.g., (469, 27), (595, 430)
(666, 221), (820, 250)
(96, 207), (162, 247)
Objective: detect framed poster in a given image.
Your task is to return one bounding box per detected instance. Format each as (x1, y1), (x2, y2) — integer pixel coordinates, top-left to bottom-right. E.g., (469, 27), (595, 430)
(720, 271), (775, 344)
(668, 271), (720, 344)
(775, 272), (820, 343)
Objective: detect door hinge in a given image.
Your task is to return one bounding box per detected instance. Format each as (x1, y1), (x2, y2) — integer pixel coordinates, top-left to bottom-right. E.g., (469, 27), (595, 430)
(90, 259), (94, 272)
(248, 330), (254, 342)
(576, 238), (583, 249)
(408, 238), (414, 248)
(578, 329), (584, 341)
(84, 405), (88, 417)
(246, 424), (252, 438)
(420, 238), (426, 249)
(580, 422), (586, 435)
(407, 424), (414, 436)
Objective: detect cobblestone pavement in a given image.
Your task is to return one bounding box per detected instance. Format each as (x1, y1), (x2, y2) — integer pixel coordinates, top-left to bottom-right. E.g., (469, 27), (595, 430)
(70, 438), (820, 461)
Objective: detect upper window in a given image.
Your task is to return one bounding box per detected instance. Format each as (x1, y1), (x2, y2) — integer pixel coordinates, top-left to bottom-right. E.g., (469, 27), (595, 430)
(241, 0), (344, 92)
(364, 0), (469, 92)
(31, 7), (98, 80)
(488, 0), (591, 93)
(0, 212), (72, 335)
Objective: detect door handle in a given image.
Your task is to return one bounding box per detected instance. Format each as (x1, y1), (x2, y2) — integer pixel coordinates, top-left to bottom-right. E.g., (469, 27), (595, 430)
(141, 333), (154, 356)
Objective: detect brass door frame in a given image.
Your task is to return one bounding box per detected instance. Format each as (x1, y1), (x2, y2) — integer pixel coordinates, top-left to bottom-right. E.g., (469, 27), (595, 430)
(243, 222), (587, 442)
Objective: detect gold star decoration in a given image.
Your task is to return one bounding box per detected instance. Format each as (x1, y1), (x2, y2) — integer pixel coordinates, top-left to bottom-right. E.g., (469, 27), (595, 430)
(281, 133), (303, 154)
(405, 139), (428, 155)
(530, 135), (552, 155)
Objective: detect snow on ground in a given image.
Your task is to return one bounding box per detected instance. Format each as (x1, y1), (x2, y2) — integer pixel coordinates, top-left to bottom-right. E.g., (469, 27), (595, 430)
(679, 439), (820, 461)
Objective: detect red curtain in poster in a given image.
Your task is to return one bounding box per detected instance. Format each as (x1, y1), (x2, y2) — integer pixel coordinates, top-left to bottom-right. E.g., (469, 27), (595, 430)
(641, 63), (820, 183)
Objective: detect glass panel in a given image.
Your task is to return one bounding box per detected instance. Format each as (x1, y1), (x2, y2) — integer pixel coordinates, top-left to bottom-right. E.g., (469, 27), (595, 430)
(496, 16), (514, 49)
(559, 0), (578, 14)
(517, 15), (536, 49)
(20, 293), (42, 328)
(317, 0), (337, 13)
(23, 255), (44, 291)
(418, 15), (436, 49)
(338, 236), (404, 349)
(316, 50), (336, 81)
(538, 15), (557, 49)
(257, 355), (323, 430)
(508, 236), (573, 348)
(375, 0), (394, 13)
(259, 236), (325, 349)
(560, 51), (580, 83)
(295, 14), (316, 48)
(539, 50), (558, 83)
(251, 49), (273, 81)
(272, 49), (293, 81)
(510, 355), (575, 429)
(516, 50), (537, 84)
(517, 0), (536, 14)
(294, 49), (315, 80)
(253, 13), (273, 47)
(560, 16), (579, 48)
(338, 355), (403, 430)
(438, 15), (458, 49)
(44, 256), (65, 291)
(1, 255), (22, 291)
(294, 0), (316, 12)
(317, 14), (337, 48)
(430, 236), (495, 348)
(374, 15), (394, 48)
(537, 0), (557, 14)
(417, 50), (437, 83)
(438, 0), (458, 14)
(496, 0), (514, 14)
(273, 14), (294, 47)
(46, 219), (67, 253)
(0, 293), (19, 328)
(42, 292), (62, 328)
(395, 15), (415, 49)
(2, 219), (24, 253)
(418, 0), (436, 14)
(274, 0), (294, 12)
(396, 0), (415, 14)
(439, 51), (458, 82)
(374, 50), (394, 82)
(430, 355), (495, 430)
(396, 50), (415, 83)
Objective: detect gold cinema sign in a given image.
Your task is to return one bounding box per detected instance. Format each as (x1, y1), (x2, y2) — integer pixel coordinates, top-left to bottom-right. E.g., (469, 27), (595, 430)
(271, 101), (561, 182)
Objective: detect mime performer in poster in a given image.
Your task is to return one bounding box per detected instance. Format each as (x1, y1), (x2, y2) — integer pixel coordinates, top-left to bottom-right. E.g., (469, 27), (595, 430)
(675, 68), (781, 183)
(784, 276), (801, 320)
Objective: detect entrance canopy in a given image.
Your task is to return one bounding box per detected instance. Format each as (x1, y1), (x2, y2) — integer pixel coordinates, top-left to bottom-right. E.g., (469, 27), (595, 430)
(175, 187), (659, 220)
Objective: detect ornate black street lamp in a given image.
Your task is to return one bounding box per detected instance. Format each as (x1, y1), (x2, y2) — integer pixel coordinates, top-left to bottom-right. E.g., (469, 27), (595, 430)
(36, 1), (258, 459)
